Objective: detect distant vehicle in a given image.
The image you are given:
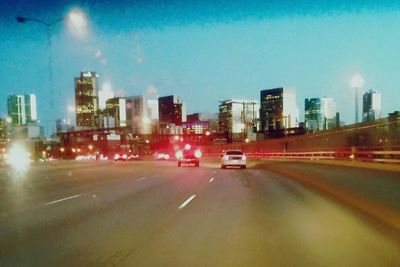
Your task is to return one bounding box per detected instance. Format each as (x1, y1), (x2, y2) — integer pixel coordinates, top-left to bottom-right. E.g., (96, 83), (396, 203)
(221, 150), (246, 169)
(113, 152), (139, 161)
(154, 151), (172, 160)
(175, 144), (202, 167)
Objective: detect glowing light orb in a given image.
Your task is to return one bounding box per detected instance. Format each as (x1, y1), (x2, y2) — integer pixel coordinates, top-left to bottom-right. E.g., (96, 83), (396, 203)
(350, 74), (364, 88)
(67, 8), (89, 39)
(5, 143), (31, 173)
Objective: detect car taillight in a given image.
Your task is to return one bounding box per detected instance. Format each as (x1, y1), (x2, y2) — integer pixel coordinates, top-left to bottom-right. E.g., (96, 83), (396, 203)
(194, 150), (202, 158)
(175, 151), (183, 159)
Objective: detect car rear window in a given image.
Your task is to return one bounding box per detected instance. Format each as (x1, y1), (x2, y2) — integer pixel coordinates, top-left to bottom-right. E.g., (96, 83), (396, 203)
(226, 151), (244, 155)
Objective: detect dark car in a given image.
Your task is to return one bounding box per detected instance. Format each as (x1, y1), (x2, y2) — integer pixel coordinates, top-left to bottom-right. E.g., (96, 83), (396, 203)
(175, 144), (202, 167)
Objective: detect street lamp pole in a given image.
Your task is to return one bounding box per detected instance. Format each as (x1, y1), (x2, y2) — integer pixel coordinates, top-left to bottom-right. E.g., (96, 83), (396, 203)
(16, 18), (63, 101)
(16, 16), (63, 133)
(355, 87), (359, 123)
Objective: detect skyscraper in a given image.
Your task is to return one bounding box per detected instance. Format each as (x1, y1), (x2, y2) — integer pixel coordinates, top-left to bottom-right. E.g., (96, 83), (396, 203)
(0, 118), (8, 140)
(218, 99), (259, 141)
(305, 98), (322, 131)
(158, 95), (186, 134)
(321, 97), (337, 129)
(56, 118), (73, 133)
(126, 95), (154, 134)
(304, 97), (337, 131)
(363, 89), (382, 122)
(7, 94), (37, 126)
(75, 71), (99, 128)
(260, 87), (299, 133)
(105, 97), (127, 127)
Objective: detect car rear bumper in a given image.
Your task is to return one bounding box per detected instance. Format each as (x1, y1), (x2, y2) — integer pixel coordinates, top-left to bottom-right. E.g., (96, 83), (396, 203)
(179, 158), (199, 163)
(221, 159), (246, 166)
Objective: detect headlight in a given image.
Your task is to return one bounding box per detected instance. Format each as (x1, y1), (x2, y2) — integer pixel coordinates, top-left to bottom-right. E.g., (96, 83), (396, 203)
(114, 154), (120, 160)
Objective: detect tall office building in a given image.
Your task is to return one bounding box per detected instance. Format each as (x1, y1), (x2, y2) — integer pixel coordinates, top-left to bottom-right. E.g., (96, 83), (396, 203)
(363, 89), (381, 122)
(0, 118), (8, 140)
(75, 71), (99, 128)
(105, 97), (127, 127)
(218, 99), (259, 141)
(304, 97), (337, 131)
(321, 97), (337, 129)
(7, 94), (37, 126)
(260, 87), (299, 133)
(184, 112), (218, 135)
(158, 95), (186, 134)
(126, 95), (154, 134)
(305, 98), (322, 131)
(147, 99), (159, 121)
(56, 118), (73, 133)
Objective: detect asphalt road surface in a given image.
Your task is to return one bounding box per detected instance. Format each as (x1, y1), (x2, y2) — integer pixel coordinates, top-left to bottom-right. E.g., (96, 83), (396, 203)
(0, 159), (399, 266)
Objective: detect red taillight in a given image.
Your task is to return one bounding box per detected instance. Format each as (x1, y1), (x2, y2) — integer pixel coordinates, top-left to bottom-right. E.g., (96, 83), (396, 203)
(194, 150), (202, 158)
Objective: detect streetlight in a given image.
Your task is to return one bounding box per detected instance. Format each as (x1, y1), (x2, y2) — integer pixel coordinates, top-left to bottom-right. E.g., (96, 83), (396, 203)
(16, 9), (88, 133)
(16, 16), (63, 112)
(350, 74), (364, 124)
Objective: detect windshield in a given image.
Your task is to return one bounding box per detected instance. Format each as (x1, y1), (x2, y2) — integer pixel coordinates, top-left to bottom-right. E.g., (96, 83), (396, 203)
(1, 1), (400, 266)
(226, 151), (244, 155)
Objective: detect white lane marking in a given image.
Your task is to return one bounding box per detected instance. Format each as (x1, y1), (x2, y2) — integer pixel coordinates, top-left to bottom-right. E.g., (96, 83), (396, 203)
(136, 177), (147, 182)
(209, 177), (214, 182)
(178, 194), (196, 209)
(45, 194), (81, 206)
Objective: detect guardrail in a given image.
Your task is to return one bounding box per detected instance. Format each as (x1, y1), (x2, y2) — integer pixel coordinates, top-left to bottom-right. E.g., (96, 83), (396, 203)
(207, 151), (400, 164)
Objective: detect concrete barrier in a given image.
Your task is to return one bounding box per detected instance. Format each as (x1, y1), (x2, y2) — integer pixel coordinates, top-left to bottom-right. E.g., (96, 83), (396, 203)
(206, 150), (400, 164)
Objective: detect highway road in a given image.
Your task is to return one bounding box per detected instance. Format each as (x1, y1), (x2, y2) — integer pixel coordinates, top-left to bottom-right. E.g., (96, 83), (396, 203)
(0, 159), (399, 266)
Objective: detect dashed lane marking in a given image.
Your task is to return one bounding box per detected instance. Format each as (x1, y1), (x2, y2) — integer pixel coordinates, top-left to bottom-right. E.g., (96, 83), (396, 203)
(178, 194), (196, 209)
(45, 194), (82, 206)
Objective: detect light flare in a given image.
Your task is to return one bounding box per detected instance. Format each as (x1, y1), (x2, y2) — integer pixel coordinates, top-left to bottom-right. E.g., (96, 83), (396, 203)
(4, 143), (31, 173)
(67, 8), (89, 39)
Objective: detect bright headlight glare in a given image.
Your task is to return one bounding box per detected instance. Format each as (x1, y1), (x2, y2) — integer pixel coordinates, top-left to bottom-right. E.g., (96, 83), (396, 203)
(5, 143), (31, 172)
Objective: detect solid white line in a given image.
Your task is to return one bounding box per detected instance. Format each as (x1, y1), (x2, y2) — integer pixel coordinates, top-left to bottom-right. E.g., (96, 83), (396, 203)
(209, 177), (214, 182)
(178, 194), (196, 209)
(136, 177), (147, 182)
(45, 194), (81, 206)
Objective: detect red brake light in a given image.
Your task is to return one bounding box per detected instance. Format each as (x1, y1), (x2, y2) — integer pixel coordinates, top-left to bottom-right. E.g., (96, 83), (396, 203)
(194, 150), (202, 158)
(175, 151), (183, 159)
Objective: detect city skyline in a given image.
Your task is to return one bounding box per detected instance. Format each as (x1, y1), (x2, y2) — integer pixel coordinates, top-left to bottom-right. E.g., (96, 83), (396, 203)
(0, 74), (392, 132)
(1, 1), (400, 127)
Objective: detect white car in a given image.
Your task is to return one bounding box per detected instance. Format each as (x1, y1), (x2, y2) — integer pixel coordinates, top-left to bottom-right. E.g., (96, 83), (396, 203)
(221, 150), (247, 169)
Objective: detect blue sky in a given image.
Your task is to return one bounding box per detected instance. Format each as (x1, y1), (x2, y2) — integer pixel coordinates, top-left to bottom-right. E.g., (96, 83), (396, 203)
(1, 0), (400, 130)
